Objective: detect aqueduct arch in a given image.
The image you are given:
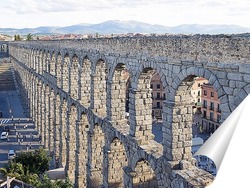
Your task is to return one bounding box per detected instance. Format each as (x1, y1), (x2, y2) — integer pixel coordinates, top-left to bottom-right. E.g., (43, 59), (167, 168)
(8, 34), (250, 187)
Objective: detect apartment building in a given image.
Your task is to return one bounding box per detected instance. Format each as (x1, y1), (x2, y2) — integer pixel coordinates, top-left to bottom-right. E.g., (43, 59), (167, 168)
(191, 77), (209, 113)
(200, 83), (221, 133)
(151, 74), (165, 119)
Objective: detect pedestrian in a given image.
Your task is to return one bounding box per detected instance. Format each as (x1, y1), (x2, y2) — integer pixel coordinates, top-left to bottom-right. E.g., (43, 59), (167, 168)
(18, 118), (20, 125)
(11, 116), (13, 121)
(29, 143), (32, 149)
(26, 144), (29, 151)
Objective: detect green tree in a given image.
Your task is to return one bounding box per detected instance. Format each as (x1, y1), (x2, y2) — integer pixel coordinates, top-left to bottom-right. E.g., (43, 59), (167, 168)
(0, 149), (72, 187)
(13, 148), (50, 174)
(27, 33), (33, 40)
(14, 34), (21, 40)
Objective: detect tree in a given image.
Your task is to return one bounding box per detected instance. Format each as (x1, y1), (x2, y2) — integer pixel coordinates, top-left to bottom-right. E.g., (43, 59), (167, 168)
(13, 148), (50, 174)
(14, 34), (21, 41)
(27, 33), (33, 40)
(0, 149), (73, 187)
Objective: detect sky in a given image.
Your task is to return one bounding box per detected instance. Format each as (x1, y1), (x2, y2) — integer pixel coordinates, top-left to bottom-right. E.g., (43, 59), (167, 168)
(1, 0), (250, 28)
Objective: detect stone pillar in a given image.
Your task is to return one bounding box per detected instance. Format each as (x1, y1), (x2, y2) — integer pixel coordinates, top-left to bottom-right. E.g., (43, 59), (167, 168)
(163, 82), (194, 163)
(56, 54), (62, 88)
(79, 59), (91, 107)
(49, 92), (55, 153)
(44, 87), (50, 149)
(106, 77), (127, 125)
(54, 95), (61, 168)
(66, 107), (77, 183)
(70, 57), (79, 100)
(87, 125), (104, 187)
(59, 99), (67, 167)
(62, 57), (69, 93)
(75, 114), (89, 188)
(106, 138), (127, 188)
(40, 84), (46, 146)
(90, 73), (106, 117)
(36, 84), (42, 133)
(129, 88), (154, 145)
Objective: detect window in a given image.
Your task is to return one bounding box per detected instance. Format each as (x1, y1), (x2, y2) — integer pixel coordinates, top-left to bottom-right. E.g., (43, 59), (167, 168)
(217, 115), (221, 123)
(157, 93), (160, 99)
(198, 91), (200, 96)
(211, 91), (214, 97)
(203, 100), (207, 108)
(156, 102), (161, 108)
(210, 112), (214, 121)
(203, 110), (207, 118)
(198, 83), (201, 87)
(163, 93), (166, 99)
(210, 102), (214, 110)
(156, 84), (160, 89)
(198, 98), (200, 102)
(217, 104), (221, 112)
(150, 84), (153, 89)
(204, 90), (207, 96)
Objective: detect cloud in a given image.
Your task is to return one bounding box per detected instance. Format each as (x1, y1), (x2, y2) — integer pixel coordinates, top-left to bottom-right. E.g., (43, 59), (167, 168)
(0, 0), (153, 14)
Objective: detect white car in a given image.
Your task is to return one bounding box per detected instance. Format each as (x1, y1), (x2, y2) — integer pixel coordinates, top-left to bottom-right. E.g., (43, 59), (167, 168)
(8, 150), (16, 160)
(0, 132), (8, 140)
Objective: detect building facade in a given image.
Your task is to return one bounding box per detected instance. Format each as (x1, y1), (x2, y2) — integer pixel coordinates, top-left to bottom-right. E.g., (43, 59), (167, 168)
(151, 74), (165, 119)
(200, 83), (221, 133)
(191, 77), (209, 114)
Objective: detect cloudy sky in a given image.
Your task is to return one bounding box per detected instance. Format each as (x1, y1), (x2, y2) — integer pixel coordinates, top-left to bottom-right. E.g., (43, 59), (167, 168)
(1, 0), (250, 28)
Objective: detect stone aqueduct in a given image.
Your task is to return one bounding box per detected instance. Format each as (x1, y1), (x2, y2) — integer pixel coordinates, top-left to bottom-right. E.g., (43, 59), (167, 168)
(4, 34), (250, 187)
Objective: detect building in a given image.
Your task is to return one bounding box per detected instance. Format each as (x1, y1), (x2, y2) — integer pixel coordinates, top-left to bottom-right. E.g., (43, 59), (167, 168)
(200, 83), (221, 133)
(151, 74), (165, 119)
(191, 77), (209, 114)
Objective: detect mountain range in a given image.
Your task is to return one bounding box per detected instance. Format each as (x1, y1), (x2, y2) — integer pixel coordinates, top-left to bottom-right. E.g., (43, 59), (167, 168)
(1, 20), (250, 35)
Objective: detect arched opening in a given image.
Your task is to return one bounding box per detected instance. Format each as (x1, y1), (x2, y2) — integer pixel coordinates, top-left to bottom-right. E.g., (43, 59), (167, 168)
(151, 73), (165, 144)
(108, 63), (130, 125)
(91, 59), (107, 117)
(108, 138), (128, 188)
(56, 53), (62, 88)
(80, 56), (91, 107)
(38, 50), (43, 74)
(42, 50), (47, 73)
(66, 104), (77, 182)
(46, 51), (50, 72)
(191, 76), (220, 176)
(88, 124), (105, 187)
(50, 52), (56, 76)
(164, 73), (221, 176)
(133, 159), (158, 188)
(62, 53), (70, 92)
(70, 54), (79, 100)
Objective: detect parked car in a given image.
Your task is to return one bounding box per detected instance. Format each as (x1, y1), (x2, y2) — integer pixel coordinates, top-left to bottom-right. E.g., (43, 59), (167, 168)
(0, 132), (8, 140)
(8, 150), (16, 160)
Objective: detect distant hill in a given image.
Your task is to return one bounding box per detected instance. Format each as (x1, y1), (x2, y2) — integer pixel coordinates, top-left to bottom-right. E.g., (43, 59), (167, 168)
(0, 20), (250, 35)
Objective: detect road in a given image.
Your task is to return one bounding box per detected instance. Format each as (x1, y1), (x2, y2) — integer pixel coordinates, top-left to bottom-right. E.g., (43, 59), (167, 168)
(0, 118), (42, 168)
